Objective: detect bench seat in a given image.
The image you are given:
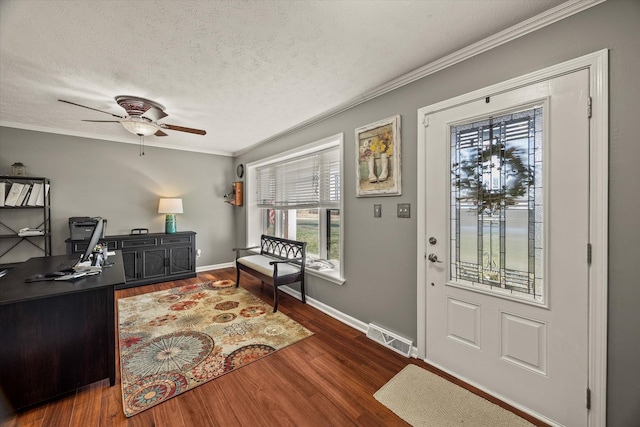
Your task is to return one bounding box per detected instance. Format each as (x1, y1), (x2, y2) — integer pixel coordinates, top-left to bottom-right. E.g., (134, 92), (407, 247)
(233, 235), (307, 312)
(236, 255), (301, 277)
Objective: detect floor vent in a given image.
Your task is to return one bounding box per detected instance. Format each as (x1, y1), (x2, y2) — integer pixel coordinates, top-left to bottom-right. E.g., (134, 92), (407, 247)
(366, 323), (412, 357)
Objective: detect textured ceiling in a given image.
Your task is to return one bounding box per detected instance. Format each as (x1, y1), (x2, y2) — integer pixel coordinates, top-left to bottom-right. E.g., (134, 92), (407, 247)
(0, 0), (567, 156)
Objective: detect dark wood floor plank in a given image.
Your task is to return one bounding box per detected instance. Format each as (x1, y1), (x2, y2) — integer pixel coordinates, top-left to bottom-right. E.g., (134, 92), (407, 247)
(193, 381), (241, 426)
(3, 401), (47, 427)
(98, 382), (128, 427)
(255, 351), (364, 425)
(205, 369), (274, 426)
(171, 386), (214, 427)
(123, 406), (155, 427)
(152, 396), (185, 427)
(40, 391), (75, 427)
(233, 354), (347, 426)
(69, 379), (104, 427)
(0, 416), (17, 427)
(4, 267), (547, 426)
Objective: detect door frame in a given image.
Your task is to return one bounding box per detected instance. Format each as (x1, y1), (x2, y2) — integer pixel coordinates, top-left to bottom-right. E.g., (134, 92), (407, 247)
(416, 49), (608, 426)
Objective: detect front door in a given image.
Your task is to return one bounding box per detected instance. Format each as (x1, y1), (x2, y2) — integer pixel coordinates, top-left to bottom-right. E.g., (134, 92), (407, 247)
(424, 69), (589, 425)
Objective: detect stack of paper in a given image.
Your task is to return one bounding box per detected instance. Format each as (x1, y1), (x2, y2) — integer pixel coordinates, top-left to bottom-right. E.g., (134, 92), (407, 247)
(18, 228), (45, 236)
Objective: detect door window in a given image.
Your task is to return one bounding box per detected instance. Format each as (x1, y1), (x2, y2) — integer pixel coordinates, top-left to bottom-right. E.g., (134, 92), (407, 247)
(450, 107), (543, 303)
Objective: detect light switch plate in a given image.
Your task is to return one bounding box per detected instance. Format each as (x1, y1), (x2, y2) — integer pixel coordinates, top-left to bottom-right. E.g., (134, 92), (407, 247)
(397, 203), (410, 218)
(374, 204), (382, 218)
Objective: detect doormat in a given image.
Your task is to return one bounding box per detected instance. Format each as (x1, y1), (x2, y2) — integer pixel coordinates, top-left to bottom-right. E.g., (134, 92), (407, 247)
(374, 364), (534, 427)
(118, 280), (313, 417)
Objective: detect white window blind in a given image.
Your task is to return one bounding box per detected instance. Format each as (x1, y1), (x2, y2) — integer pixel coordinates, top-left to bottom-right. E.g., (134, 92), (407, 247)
(256, 146), (340, 209)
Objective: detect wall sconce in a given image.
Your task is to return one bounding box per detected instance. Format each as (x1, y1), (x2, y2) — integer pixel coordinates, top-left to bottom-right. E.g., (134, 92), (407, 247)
(158, 198), (183, 234)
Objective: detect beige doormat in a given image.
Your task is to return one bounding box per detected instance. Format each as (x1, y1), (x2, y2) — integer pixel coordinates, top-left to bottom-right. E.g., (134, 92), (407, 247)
(374, 364), (534, 427)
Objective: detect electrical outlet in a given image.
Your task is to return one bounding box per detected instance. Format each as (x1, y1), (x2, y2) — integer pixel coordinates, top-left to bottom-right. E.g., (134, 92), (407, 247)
(374, 204), (382, 218)
(196, 248), (202, 258)
(397, 203), (411, 218)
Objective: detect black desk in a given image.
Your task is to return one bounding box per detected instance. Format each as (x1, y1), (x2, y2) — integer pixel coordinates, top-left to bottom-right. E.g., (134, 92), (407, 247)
(0, 252), (125, 415)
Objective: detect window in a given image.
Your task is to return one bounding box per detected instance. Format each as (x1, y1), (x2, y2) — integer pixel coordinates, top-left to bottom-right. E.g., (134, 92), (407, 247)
(450, 107), (542, 302)
(246, 134), (343, 282)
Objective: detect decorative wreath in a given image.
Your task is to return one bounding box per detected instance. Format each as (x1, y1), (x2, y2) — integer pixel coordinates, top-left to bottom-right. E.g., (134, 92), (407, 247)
(453, 143), (533, 214)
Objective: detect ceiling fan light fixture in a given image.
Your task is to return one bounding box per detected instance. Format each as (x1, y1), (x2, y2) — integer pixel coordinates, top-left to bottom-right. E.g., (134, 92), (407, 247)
(121, 117), (158, 136)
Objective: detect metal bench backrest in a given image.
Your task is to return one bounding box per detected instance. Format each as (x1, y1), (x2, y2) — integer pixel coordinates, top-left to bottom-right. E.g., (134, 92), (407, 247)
(260, 234), (306, 262)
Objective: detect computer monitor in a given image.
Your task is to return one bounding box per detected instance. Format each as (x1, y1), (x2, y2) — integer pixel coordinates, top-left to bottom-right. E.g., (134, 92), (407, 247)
(81, 217), (104, 263)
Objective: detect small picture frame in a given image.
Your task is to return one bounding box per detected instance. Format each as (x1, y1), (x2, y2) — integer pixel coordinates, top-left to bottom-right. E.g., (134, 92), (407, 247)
(355, 115), (401, 197)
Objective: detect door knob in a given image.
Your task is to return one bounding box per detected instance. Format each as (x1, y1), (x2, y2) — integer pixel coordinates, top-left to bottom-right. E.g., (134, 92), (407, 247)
(428, 253), (443, 263)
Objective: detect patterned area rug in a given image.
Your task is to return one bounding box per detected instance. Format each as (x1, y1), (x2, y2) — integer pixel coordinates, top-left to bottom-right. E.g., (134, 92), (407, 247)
(118, 280), (313, 417)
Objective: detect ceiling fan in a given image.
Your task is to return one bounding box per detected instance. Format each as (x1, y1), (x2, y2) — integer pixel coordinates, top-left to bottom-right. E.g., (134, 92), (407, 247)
(58, 96), (207, 137)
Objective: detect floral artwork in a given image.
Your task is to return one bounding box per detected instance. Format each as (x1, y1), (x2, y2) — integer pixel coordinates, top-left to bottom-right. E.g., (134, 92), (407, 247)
(355, 115), (401, 196)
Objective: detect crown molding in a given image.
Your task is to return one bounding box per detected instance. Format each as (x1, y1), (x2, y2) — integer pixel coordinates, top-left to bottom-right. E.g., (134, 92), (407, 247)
(234, 0), (605, 157)
(0, 121), (234, 157)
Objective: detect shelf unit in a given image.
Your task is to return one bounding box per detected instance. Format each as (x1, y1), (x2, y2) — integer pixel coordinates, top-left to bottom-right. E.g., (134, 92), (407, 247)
(0, 175), (51, 266)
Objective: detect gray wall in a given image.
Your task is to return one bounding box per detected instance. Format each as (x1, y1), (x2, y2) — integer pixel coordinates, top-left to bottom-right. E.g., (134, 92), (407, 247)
(235, 2), (640, 426)
(0, 128), (235, 267)
(0, 2), (637, 424)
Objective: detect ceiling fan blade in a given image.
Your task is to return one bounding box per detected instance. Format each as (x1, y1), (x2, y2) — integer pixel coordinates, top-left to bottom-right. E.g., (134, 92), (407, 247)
(59, 99), (125, 119)
(155, 130), (168, 137)
(142, 106), (168, 122)
(81, 120), (120, 123)
(160, 123), (207, 135)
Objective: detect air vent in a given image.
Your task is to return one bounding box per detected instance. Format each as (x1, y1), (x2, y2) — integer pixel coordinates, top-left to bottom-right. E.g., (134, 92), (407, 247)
(366, 323), (412, 357)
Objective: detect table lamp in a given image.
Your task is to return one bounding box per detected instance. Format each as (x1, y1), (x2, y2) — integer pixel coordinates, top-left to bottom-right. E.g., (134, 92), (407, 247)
(158, 198), (183, 234)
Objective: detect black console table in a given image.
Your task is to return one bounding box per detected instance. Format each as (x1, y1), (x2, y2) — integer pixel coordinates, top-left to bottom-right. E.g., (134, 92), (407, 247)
(0, 252), (125, 415)
(66, 231), (196, 289)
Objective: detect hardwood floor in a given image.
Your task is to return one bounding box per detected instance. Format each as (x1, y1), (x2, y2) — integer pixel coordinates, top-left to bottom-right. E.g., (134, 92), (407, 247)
(1, 268), (548, 427)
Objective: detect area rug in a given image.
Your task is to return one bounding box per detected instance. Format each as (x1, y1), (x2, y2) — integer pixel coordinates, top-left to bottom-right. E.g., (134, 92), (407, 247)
(374, 364), (534, 427)
(117, 280), (313, 417)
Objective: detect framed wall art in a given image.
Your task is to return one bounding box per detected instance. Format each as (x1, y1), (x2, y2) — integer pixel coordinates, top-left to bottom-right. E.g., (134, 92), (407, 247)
(355, 114), (401, 197)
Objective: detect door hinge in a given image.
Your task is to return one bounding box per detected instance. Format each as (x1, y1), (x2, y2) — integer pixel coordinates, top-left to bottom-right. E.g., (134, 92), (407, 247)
(423, 115), (429, 127)
(586, 387), (591, 409)
(587, 96), (592, 118)
(587, 243), (592, 265)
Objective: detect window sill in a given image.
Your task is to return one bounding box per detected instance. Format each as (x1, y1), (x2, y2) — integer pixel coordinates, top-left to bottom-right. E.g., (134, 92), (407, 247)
(306, 268), (345, 285)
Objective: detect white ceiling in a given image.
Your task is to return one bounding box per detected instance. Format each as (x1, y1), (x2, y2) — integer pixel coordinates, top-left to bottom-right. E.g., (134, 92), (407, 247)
(0, 0), (569, 156)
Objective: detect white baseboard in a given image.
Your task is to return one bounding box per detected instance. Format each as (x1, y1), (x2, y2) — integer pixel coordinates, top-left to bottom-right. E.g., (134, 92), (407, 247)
(279, 285), (368, 333)
(279, 285), (419, 357)
(196, 262), (235, 272)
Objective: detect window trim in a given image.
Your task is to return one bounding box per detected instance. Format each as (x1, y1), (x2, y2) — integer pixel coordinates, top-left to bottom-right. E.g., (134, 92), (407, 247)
(245, 133), (345, 284)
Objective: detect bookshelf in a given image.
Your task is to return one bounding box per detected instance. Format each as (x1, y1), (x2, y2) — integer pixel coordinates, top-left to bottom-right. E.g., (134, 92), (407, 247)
(0, 175), (51, 266)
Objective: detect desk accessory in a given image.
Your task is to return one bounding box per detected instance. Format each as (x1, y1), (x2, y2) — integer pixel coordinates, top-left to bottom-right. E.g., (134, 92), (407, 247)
(11, 163), (26, 176)
(130, 228), (149, 235)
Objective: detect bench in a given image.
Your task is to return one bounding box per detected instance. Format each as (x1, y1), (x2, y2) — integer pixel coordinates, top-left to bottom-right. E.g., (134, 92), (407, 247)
(233, 235), (307, 312)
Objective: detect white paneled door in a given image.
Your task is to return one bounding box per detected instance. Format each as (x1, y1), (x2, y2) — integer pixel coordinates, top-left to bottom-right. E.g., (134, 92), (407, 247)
(423, 69), (590, 426)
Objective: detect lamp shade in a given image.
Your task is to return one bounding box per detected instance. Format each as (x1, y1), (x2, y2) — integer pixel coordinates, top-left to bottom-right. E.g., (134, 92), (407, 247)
(122, 117), (159, 136)
(158, 198), (183, 214)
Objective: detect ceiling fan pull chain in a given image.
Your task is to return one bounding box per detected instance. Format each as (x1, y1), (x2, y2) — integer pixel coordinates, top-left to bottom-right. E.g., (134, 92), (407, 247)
(139, 135), (145, 156)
